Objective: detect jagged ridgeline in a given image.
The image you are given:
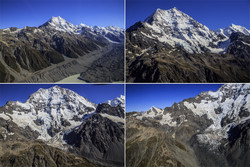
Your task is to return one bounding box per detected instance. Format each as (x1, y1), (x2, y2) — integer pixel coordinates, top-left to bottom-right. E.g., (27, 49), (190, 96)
(0, 86), (125, 167)
(126, 84), (250, 167)
(126, 7), (250, 83)
(0, 16), (124, 82)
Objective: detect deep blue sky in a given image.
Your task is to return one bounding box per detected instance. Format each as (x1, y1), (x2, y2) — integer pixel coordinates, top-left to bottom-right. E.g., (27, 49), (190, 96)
(0, 0), (124, 29)
(0, 84), (124, 107)
(126, 84), (222, 112)
(126, 0), (250, 30)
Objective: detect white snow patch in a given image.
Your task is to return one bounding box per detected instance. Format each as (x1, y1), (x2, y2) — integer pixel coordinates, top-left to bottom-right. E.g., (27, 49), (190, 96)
(160, 113), (177, 126)
(0, 113), (11, 120)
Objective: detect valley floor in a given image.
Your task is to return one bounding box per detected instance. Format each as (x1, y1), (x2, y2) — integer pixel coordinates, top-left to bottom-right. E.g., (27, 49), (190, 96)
(56, 74), (87, 83)
(17, 45), (113, 83)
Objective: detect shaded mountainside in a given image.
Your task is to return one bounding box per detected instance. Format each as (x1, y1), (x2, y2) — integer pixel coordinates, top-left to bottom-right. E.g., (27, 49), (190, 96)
(126, 8), (250, 83)
(64, 103), (124, 167)
(0, 86), (125, 167)
(0, 141), (96, 167)
(126, 116), (199, 167)
(0, 16), (124, 82)
(0, 26), (105, 82)
(126, 84), (250, 167)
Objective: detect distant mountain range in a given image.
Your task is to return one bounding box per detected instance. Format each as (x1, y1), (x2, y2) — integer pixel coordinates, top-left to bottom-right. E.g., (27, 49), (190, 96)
(126, 7), (250, 83)
(126, 84), (250, 167)
(39, 16), (124, 43)
(0, 86), (124, 167)
(0, 16), (124, 82)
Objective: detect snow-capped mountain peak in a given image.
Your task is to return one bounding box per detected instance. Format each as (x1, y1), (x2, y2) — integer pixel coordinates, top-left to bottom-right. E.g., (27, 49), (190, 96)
(132, 8), (249, 54)
(141, 7), (222, 54)
(134, 105), (176, 126)
(43, 16), (77, 33)
(215, 24), (250, 38)
(145, 7), (187, 25)
(78, 23), (87, 27)
(27, 85), (96, 109)
(105, 95), (125, 108)
(148, 106), (163, 114)
(49, 16), (67, 24)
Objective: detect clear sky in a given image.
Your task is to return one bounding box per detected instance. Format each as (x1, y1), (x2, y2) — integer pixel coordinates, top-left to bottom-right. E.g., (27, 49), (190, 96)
(126, 0), (250, 30)
(0, 0), (124, 29)
(126, 84), (223, 112)
(0, 84), (124, 107)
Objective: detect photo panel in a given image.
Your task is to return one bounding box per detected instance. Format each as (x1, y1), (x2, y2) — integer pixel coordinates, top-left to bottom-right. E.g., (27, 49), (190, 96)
(0, 0), (124, 83)
(126, 0), (250, 83)
(0, 84), (125, 166)
(126, 83), (250, 166)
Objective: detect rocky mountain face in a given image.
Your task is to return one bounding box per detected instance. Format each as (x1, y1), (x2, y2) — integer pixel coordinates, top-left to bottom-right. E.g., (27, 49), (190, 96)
(143, 7), (224, 54)
(64, 103), (124, 166)
(0, 138), (96, 167)
(0, 16), (124, 82)
(126, 84), (250, 167)
(126, 8), (250, 82)
(0, 86), (124, 167)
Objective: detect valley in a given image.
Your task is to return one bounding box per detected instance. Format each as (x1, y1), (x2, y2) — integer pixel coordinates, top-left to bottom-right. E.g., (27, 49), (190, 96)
(0, 16), (124, 83)
(19, 44), (113, 82)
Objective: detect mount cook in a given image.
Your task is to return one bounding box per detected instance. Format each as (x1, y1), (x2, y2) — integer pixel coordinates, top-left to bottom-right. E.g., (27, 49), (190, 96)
(126, 7), (250, 82)
(0, 86), (125, 167)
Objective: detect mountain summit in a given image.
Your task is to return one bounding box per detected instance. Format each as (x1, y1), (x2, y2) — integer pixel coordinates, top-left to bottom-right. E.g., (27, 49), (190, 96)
(145, 7), (190, 24)
(140, 7), (226, 53)
(129, 7), (249, 54)
(49, 16), (67, 23)
(42, 16), (77, 33)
